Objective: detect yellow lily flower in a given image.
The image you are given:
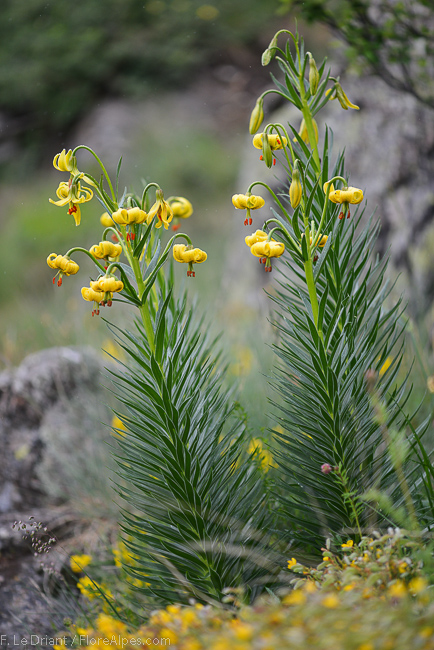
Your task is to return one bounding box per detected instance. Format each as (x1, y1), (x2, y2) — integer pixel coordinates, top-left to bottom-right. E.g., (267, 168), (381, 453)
(49, 180), (93, 226)
(245, 230), (270, 248)
(248, 438), (276, 472)
(89, 241), (122, 260)
(148, 191), (173, 230)
(310, 234), (328, 248)
(328, 186), (364, 205)
(81, 285), (106, 316)
(253, 133), (287, 150)
(111, 206), (148, 226)
(47, 253), (79, 286)
(173, 244), (207, 277)
(294, 118), (319, 145)
(100, 212), (115, 227)
(324, 180), (364, 219)
(167, 196), (193, 219)
(53, 148), (78, 173)
(70, 554), (92, 573)
(91, 276), (124, 293)
(167, 196), (193, 231)
(250, 239), (285, 273)
(232, 193), (265, 225)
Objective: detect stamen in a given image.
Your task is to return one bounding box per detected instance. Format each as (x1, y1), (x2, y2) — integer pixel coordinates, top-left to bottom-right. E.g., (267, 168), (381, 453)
(244, 218), (248, 226)
(259, 155), (263, 161)
(273, 158), (276, 166)
(347, 210), (351, 219)
(68, 205), (77, 215)
(57, 278), (62, 287)
(52, 276), (56, 284)
(339, 211), (344, 220)
(111, 234), (118, 242)
(131, 233), (136, 240)
(249, 217), (252, 225)
(107, 300), (112, 307)
(172, 224), (180, 232)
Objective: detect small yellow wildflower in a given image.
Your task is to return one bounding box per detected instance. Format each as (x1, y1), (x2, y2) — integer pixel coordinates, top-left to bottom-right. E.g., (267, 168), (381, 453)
(287, 557), (297, 570)
(379, 357), (392, 377)
(303, 581), (317, 593)
(111, 415), (127, 438)
(96, 613), (127, 636)
(70, 554), (92, 573)
(409, 577), (428, 594)
(322, 594), (339, 608)
(283, 589), (306, 605)
(388, 581), (406, 598)
(341, 539), (354, 549)
(248, 439), (276, 472)
(159, 629), (178, 644)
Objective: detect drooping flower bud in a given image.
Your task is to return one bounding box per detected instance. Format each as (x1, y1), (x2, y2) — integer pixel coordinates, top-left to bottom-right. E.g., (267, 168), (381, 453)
(262, 133), (273, 168)
(249, 97), (265, 135)
(321, 463), (333, 475)
(308, 54), (320, 96)
(262, 34), (278, 66)
(334, 83), (360, 110)
(289, 166), (302, 209)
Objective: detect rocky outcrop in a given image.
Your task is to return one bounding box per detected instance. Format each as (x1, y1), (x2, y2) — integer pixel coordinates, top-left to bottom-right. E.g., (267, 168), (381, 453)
(0, 346), (117, 637)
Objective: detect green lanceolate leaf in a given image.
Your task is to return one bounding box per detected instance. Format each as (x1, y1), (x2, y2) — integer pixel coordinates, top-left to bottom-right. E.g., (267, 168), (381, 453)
(109, 276), (280, 607)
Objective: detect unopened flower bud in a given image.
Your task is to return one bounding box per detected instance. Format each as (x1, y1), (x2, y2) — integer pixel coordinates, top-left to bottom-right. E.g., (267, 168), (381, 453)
(262, 133), (273, 168)
(289, 167), (302, 208)
(321, 463), (333, 475)
(262, 34), (278, 66)
(308, 55), (320, 96)
(334, 83), (360, 110)
(249, 97), (265, 135)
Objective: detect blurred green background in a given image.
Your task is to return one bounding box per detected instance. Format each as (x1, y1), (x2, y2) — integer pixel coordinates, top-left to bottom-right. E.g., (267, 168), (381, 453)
(1, 0), (434, 435)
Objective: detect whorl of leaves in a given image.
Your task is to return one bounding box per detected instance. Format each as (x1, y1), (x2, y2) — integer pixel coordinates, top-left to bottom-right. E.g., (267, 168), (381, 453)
(108, 274), (277, 606)
(270, 129), (430, 551)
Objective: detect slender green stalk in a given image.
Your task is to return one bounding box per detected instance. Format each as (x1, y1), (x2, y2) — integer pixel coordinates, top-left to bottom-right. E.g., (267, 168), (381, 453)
(72, 145), (117, 204)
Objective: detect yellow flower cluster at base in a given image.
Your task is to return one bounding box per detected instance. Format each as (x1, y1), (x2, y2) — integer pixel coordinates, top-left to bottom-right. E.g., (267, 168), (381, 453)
(70, 554), (92, 573)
